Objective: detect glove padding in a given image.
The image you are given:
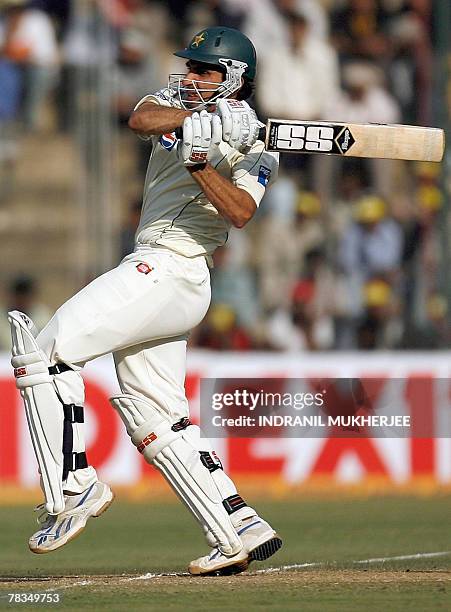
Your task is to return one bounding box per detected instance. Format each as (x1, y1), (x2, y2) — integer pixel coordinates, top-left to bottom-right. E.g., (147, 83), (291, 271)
(178, 110), (222, 166)
(216, 99), (260, 153)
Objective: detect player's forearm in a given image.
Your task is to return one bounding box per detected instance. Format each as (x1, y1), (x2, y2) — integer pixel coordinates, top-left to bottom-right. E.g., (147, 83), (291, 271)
(188, 164), (256, 228)
(128, 104), (191, 137)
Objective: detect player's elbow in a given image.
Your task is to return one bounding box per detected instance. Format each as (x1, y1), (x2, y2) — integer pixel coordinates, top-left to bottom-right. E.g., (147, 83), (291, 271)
(128, 113), (153, 140)
(230, 197), (256, 228)
(232, 214), (250, 229)
(128, 112), (141, 132)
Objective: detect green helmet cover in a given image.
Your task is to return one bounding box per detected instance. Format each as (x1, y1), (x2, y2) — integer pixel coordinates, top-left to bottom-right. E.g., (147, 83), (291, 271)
(174, 26), (257, 81)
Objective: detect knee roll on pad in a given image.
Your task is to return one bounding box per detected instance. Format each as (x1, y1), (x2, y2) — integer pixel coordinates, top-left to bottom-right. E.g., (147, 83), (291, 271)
(8, 310), (87, 514)
(110, 393), (242, 556)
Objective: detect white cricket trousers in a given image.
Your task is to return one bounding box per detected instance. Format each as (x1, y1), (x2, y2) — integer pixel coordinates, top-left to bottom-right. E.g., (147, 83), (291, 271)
(36, 245), (211, 492)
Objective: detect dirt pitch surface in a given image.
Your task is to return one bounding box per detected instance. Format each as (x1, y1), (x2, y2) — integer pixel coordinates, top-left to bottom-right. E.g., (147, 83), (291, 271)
(2, 567), (451, 588)
(2, 497), (451, 609)
(2, 568), (451, 611)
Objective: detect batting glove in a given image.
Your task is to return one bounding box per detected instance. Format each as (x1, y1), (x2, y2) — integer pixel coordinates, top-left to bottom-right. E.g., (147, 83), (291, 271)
(216, 99), (261, 153)
(178, 110), (222, 166)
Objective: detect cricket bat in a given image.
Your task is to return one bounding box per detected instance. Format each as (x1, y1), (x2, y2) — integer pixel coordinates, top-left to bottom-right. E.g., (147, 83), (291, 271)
(258, 120), (445, 162)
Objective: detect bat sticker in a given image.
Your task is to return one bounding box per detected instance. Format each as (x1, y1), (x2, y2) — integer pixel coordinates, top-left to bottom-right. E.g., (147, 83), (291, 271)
(268, 122), (356, 155)
(334, 127), (356, 154)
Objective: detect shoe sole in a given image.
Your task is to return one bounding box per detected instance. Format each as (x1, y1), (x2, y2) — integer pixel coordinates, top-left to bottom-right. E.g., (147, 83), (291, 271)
(29, 490), (115, 554)
(189, 557), (249, 577)
(191, 534), (283, 577)
(92, 491), (115, 518)
(248, 534), (283, 563)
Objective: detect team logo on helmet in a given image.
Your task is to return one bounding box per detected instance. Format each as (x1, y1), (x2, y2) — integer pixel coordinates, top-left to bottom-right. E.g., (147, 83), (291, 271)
(190, 31), (207, 48)
(159, 132), (177, 151)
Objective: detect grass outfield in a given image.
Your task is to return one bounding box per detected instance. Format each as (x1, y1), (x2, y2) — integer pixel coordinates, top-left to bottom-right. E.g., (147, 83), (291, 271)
(1, 495), (451, 610)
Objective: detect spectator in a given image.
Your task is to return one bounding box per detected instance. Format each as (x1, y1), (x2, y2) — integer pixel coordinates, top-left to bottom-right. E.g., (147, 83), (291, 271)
(356, 278), (402, 349)
(0, 0), (59, 129)
(255, 7), (339, 190)
(329, 166), (369, 241)
(328, 61), (400, 124)
(115, 25), (159, 125)
(29, 1), (71, 36)
(339, 195), (403, 294)
(210, 230), (259, 329)
(401, 162), (443, 328)
(264, 248), (337, 352)
(330, 0), (390, 63)
(0, 38), (21, 178)
(256, 172), (302, 311)
(0, 275), (52, 349)
(400, 293), (450, 349)
(199, 0), (245, 30)
(194, 303), (253, 351)
(165, 0), (195, 42)
(59, 2), (117, 142)
(244, 0), (329, 57)
(112, 1), (172, 126)
(337, 195), (403, 347)
(256, 10), (339, 121)
(302, 247), (340, 350)
(119, 199), (142, 261)
(387, 8), (433, 124)
(256, 180), (325, 311)
(264, 284), (313, 352)
(325, 61), (401, 197)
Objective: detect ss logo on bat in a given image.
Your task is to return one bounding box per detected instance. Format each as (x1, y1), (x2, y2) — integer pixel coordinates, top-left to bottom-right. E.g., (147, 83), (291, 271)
(276, 125), (334, 152)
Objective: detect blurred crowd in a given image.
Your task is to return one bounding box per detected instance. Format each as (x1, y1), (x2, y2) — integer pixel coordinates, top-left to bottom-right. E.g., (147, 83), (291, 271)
(0, 0), (449, 351)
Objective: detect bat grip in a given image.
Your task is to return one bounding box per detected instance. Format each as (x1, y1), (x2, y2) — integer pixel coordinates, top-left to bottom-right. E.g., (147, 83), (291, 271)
(257, 126), (267, 142)
(174, 126), (267, 142)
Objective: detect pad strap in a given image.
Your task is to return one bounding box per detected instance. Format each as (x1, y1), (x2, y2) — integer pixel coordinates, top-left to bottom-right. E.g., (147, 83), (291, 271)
(223, 494), (247, 515)
(200, 451), (222, 473)
(171, 418), (192, 432)
(62, 404), (86, 480)
(63, 452), (88, 477)
(49, 363), (73, 375)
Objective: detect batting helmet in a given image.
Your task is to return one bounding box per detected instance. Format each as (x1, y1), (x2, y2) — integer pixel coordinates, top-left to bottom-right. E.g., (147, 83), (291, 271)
(174, 27), (257, 81)
(169, 27), (257, 110)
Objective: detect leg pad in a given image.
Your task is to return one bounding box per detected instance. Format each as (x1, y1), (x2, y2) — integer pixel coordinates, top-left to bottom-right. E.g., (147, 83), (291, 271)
(111, 393), (242, 556)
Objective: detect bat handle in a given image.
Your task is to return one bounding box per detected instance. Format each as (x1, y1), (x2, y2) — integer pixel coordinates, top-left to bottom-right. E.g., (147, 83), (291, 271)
(257, 126), (267, 142)
(174, 125), (267, 142)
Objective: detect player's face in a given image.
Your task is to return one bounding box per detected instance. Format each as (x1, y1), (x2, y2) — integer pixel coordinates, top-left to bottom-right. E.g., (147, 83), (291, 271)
(181, 61), (224, 105)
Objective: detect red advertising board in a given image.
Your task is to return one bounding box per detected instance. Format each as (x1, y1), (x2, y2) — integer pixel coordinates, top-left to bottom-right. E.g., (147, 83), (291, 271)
(1, 352), (450, 496)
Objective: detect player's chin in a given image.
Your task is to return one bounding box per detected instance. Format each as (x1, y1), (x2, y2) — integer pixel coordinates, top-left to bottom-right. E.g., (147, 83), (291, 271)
(182, 93), (201, 104)
(183, 93), (215, 108)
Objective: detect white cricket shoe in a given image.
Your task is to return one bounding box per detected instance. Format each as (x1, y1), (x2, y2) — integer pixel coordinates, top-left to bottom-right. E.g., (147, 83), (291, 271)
(189, 516), (282, 576)
(189, 545), (249, 577)
(29, 481), (114, 554)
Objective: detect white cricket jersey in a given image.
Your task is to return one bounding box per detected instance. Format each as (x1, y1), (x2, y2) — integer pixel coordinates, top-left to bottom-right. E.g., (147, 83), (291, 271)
(133, 89), (279, 262)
